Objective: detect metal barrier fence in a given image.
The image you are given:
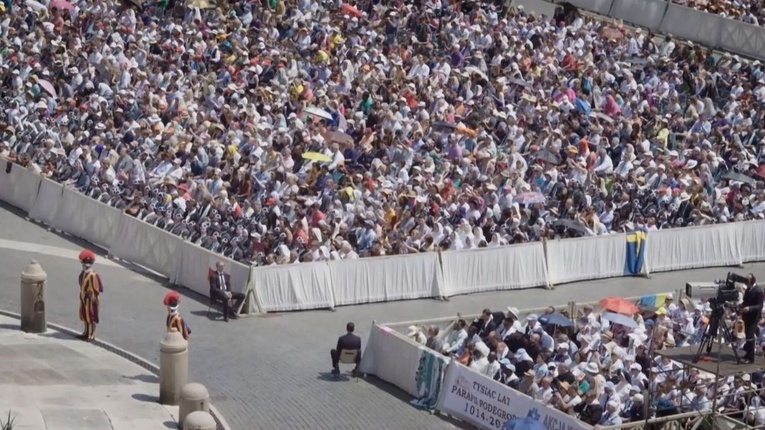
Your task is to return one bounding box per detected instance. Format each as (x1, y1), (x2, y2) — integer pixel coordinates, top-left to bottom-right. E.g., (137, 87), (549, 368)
(563, 0), (765, 60)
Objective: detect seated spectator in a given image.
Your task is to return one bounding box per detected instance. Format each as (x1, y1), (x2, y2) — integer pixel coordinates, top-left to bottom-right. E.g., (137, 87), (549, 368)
(442, 319), (468, 354)
(208, 261), (246, 322)
(406, 325), (426, 345)
(425, 326), (443, 353)
(330, 322), (361, 376)
(575, 390), (603, 425)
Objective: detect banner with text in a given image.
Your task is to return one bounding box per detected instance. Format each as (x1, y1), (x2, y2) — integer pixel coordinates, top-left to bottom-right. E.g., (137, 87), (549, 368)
(436, 362), (592, 430)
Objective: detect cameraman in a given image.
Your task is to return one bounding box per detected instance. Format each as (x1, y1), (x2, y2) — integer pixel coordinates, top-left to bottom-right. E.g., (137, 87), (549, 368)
(741, 274), (764, 364)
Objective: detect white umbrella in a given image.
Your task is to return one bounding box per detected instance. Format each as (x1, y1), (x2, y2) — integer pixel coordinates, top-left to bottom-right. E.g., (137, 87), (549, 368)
(304, 106), (332, 121)
(464, 66), (488, 81)
(25, 0), (46, 11)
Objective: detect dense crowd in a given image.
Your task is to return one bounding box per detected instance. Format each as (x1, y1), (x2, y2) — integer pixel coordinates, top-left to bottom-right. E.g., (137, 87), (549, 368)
(410, 290), (765, 426)
(1, 0), (765, 267)
(672, 0), (765, 27)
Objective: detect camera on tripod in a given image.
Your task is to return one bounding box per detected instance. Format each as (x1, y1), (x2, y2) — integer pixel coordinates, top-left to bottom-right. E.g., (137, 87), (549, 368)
(685, 272), (745, 305)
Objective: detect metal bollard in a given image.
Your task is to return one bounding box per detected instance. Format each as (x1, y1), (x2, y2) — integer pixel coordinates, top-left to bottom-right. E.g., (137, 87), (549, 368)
(179, 383), (210, 428)
(182, 411), (216, 430)
(159, 328), (188, 405)
(20, 260), (47, 333)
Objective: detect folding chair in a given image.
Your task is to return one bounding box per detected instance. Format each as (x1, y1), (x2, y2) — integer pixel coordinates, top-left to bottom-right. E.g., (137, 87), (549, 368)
(338, 350), (360, 381)
(206, 288), (225, 319)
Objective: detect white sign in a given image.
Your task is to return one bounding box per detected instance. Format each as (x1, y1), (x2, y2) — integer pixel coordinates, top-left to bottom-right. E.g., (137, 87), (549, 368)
(436, 362), (592, 430)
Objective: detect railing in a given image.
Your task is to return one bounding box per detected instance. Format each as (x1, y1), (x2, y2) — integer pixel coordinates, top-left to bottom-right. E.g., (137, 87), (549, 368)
(2, 160), (763, 313)
(562, 0), (765, 60)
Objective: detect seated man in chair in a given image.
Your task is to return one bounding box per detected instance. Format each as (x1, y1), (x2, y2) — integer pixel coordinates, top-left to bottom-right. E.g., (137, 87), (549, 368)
(209, 261), (245, 322)
(331, 322), (362, 376)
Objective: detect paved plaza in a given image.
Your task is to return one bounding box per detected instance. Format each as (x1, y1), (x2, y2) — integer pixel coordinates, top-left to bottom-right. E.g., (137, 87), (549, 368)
(2, 202), (764, 429)
(0, 314), (178, 430)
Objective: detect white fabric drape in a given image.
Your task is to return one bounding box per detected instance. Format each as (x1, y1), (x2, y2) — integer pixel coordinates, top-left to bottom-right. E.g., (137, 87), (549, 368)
(252, 261), (335, 312)
(28, 178), (64, 226)
(171, 243), (250, 296)
(646, 223), (742, 273)
(740, 220), (765, 263)
(546, 234), (625, 285)
(440, 242), (548, 297)
(329, 252), (444, 306)
(54, 187), (123, 249)
(0, 161), (41, 212)
(359, 323), (425, 397)
(109, 215), (181, 277)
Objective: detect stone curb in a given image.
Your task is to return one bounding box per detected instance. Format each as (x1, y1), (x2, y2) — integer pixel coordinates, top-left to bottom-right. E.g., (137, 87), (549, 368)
(0, 309), (233, 430)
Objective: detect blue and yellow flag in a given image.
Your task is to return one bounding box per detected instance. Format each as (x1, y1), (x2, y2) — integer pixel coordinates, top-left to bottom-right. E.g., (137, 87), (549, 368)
(624, 231), (646, 275)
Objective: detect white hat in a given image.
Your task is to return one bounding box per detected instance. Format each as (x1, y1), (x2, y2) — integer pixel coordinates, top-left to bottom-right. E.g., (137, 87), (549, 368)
(584, 362), (599, 374)
(526, 313), (538, 321)
(666, 293), (674, 300)
(507, 307), (520, 318)
(630, 363), (642, 371)
(407, 325), (420, 337)
(632, 394), (644, 403)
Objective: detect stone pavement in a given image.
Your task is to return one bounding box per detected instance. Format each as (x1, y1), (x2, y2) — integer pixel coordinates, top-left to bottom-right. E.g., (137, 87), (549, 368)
(0, 314), (178, 430)
(4, 202), (765, 430)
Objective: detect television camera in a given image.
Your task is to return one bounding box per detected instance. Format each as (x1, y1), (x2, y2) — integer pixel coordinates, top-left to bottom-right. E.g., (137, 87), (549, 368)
(686, 272), (748, 364)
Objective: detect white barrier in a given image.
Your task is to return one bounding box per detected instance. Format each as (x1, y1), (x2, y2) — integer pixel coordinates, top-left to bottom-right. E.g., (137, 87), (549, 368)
(660, 4), (723, 48)
(440, 242), (548, 297)
(437, 361), (593, 430)
(171, 242), (251, 296)
(546, 234), (626, 285)
(717, 17), (765, 60)
(109, 215), (182, 277)
(645, 223), (742, 273)
(53, 187), (123, 249)
(28, 178), (64, 226)
(566, 0), (613, 16)
(609, 0), (667, 31)
(740, 221), (765, 263)
(329, 252), (444, 306)
(0, 161), (41, 213)
(359, 323), (428, 397)
(251, 261), (335, 312)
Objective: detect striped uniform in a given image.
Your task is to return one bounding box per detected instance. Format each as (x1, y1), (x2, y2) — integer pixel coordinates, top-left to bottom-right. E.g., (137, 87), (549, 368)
(78, 270), (104, 324)
(166, 313), (191, 340)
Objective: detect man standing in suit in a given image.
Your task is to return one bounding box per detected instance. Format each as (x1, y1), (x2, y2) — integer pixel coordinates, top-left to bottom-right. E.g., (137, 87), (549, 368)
(741, 273), (764, 363)
(331, 322), (362, 376)
(209, 261), (245, 322)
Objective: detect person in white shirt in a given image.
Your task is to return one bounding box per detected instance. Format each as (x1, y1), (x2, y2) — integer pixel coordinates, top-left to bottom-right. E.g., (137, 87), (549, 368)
(443, 319), (468, 354)
(407, 325), (426, 345)
(483, 352), (501, 378)
(535, 377), (555, 405)
(469, 348), (489, 374)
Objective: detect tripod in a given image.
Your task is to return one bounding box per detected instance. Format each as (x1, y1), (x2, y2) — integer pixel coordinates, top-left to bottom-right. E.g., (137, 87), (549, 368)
(692, 302), (741, 364)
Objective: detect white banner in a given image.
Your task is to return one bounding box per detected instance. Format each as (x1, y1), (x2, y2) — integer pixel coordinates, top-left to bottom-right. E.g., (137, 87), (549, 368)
(609, 0), (668, 31)
(546, 234), (626, 285)
(0, 160), (41, 212)
(53, 187), (123, 249)
(28, 178), (64, 226)
(646, 223), (742, 273)
(440, 243), (548, 297)
(437, 362), (592, 430)
(251, 261), (335, 312)
(329, 252), (444, 306)
(171, 242), (251, 296)
(109, 215), (182, 277)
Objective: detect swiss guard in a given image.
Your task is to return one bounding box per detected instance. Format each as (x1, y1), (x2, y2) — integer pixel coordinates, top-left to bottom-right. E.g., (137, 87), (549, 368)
(164, 291), (191, 340)
(78, 249), (104, 342)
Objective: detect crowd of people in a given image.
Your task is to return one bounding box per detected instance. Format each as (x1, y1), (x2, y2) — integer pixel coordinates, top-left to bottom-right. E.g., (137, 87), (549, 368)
(408, 276), (765, 426)
(1, 0), (765, 267)
(671, 0), (765, 27)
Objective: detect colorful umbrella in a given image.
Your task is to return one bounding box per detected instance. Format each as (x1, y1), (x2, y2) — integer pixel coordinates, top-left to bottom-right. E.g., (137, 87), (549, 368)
(598, 297), (639, 315)
(340, 3), (361, 17)
(513, 191), (546, 205)
(37, 79), (56, 98)
(304, 106), (332, 121)
(301, 152), (332, 162)
(49, 0), (74, 10)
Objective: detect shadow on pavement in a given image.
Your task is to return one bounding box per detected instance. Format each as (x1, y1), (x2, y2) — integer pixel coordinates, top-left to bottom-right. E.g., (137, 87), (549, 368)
(316, 372), (351, 382)
(131, 393), (158, 403)
(39, 331), (76, 341)
(124, 374), (159, 383)
(364, 375), (474, 429)
(163, 421), (177, 429)
(0, 323), (19, 331)
(189, 310), (220, 321)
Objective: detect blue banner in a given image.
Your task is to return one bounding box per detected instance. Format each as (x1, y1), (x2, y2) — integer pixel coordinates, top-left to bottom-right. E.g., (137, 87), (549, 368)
(624, 231), (646, 275)
(411, 349), (448, 410)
